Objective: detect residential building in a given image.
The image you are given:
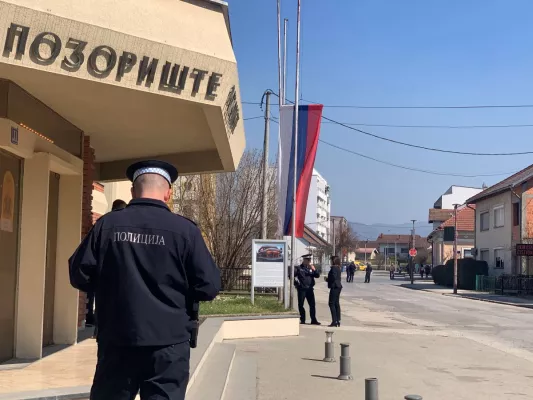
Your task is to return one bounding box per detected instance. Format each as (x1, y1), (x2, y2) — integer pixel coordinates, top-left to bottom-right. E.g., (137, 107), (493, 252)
(294, 225), (331, 269)
(0, 0), (244, 362)
(428, 208), (454, 230)
(467, 164), (533, 276)
(348, 241), (379, 262)
(305, 169), (331, 242)
(427, 206), (475, 266)
(433, 185), (483, 210)
(376, 234), (430, 262)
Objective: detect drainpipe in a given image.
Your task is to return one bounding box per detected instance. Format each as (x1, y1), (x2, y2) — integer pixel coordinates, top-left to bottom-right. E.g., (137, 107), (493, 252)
(510, 187), (523, 275)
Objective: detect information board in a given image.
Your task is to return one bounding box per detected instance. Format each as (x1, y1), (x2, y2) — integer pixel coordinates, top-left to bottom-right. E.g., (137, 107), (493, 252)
(251, 239), (287, 304)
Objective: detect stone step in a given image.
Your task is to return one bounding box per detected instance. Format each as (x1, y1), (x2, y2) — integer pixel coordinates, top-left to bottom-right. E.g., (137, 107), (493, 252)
(187, 343), (236, 400)
(223, 350), (257, 400)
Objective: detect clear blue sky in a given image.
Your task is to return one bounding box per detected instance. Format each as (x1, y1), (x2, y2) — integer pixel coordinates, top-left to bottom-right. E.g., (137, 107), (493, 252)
(229, 0), (533, 226)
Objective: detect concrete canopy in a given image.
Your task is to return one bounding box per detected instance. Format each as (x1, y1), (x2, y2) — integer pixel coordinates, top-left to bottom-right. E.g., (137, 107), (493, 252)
(0, 0), (245, 179)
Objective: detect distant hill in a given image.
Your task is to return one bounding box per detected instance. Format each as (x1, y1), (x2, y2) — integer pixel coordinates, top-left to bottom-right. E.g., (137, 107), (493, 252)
(350, 222), (433, 242)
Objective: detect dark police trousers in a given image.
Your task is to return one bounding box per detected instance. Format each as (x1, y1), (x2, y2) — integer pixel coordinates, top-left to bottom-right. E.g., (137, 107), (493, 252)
(90, 341), (190, 400)
(297, 288), (317, 323)
(365, 272), (371, 283)
(328, 288), (342, 323)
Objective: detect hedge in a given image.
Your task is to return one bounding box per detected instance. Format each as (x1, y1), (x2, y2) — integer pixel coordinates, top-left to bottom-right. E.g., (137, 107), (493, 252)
(433, 259), (488, 290)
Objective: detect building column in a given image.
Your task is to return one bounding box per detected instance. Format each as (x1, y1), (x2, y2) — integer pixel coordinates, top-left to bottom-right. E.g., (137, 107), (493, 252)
(15, 153), (50, 359)
(53, 174), (82, 345)
(78, 135), (95, 328)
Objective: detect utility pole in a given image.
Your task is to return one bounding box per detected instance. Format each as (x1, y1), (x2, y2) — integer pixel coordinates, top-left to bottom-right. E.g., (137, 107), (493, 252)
(261, 91), (271, 240)
(411, 220), (416, 285)
(364, 240), (368, 264)
(453, 204), (459, 294)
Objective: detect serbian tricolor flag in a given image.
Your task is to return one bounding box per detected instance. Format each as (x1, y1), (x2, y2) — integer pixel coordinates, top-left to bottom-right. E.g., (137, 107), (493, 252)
(278, 104), (323, 238)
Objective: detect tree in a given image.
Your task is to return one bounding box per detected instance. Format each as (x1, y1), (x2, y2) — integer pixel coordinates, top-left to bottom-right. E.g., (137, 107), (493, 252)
(171, 150), (278, 282)
(414, 247), (431, 265)
(332, 222), (358, 260)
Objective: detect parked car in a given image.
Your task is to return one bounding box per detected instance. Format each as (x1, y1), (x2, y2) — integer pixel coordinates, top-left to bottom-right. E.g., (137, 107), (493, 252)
(256, 246), (283, 262)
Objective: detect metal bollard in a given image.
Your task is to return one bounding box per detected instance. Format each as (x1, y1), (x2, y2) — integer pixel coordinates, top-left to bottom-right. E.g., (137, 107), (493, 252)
(337, 343), (353, 380)
(404, 396), (422, 400)
(323, 331), (335, 362)
(365, 378), (378, 400)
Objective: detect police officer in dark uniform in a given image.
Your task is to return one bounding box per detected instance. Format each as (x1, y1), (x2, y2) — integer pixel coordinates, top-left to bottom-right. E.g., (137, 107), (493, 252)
(294, 254), (321, 325)
(69, 160), (221, 400)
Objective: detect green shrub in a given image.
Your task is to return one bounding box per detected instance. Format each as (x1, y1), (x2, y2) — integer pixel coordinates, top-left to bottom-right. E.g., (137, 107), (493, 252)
(441, 259), (489, 290)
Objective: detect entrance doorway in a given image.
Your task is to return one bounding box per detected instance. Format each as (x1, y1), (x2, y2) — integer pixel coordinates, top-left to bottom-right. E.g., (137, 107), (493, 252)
(43, 172), (59, 347)
(0, 150), (21, 362)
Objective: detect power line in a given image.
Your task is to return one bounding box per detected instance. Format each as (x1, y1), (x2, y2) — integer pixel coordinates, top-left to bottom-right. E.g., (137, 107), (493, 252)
(321, 121), (533, 130)
(320, 115), (533, 156)
(268, 117), (517, 176)
(263, 93), (533, 156)
(245, 100), (533, 110)
(300, 98), (533, 110)
(318, 139), (517, 177)
(243, 116), (264, 121)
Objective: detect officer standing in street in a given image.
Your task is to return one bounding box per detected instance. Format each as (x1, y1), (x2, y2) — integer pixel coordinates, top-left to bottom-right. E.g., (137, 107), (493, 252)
(69, 160), (221, 400)
(294, 254), (321, 325)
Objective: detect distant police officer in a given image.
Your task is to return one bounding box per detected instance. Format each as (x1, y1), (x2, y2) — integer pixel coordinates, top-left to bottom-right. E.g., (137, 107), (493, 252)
(294, 254), (321, 325)
(69, 160), (221, 400)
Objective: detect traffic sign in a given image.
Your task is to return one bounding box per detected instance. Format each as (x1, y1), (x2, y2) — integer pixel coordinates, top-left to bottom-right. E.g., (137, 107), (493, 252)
(409, 248), (417, 257)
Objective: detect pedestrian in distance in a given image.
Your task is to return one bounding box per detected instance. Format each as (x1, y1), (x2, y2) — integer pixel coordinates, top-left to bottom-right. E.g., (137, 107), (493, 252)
(364, 263), (373, 283)
(69, 160), (221, 400)
(420, 264), (425, 279)
(389, 264), (395, 280)
(347, 261), (355, 282)
(327, 256), (342, 327)
(294, 254), (321, 325)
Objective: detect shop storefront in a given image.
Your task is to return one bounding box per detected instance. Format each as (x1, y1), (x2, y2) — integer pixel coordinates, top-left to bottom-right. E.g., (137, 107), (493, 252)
(0, 0), (244, 362)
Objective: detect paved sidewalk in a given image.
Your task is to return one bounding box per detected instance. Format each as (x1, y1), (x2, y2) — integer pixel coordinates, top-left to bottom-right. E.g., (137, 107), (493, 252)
(231, 286), (533, 400)
(0, 339), (95, 398)
(401, 281), (533, 309)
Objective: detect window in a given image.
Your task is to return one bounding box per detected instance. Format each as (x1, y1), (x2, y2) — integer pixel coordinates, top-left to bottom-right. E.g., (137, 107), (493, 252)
(480, 212), (490, 231)
(463, 248), (473, 258)
(494, 248), (504, 269)
(480, 249), (489, 263)
(513, 202), (520, 226)
(494, 205), (504, 228)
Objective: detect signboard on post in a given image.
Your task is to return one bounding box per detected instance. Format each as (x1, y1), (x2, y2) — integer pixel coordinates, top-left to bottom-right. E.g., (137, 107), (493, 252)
(409, 248), (417, 257)
(516, 244), (533, 257)
(251, 239), (287, 305)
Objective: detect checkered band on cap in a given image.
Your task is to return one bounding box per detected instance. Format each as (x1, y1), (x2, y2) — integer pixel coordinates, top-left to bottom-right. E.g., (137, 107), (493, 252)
(133, 167), (171, 184)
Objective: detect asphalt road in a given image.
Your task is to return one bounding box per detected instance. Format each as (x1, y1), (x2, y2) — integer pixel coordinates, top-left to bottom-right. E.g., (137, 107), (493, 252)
(325, 271), (533, 361)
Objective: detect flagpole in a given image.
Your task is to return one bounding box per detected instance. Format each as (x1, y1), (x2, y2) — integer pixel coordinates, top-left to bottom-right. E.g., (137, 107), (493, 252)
(289, 0), (302, 309)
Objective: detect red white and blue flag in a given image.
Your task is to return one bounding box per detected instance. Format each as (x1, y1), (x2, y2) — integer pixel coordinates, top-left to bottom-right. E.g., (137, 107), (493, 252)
(278, 104), (323, 238)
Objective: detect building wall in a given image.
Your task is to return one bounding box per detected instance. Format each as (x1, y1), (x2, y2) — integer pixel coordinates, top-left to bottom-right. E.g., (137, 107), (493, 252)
(435, 186), (482, 209)
(305, 169), (330, 243)
(475, 191), (513, 275)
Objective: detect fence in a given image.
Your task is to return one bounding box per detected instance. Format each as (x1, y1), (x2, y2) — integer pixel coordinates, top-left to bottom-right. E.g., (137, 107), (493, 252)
(476, 275), (533, 296)
(220, 267), (276, 294)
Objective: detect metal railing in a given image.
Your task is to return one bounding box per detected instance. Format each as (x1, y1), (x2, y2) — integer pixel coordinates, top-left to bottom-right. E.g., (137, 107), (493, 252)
(476, 275), (533, 296)
(220, 267), (276, 293)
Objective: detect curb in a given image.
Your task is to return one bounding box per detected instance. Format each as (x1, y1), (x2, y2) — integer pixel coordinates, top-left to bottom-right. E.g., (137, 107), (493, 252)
(441, 293), (533, 310)
(0, 386), (90, 400)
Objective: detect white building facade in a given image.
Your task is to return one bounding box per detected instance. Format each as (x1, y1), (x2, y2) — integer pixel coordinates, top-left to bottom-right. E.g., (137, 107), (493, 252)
(434, 185), (483, 210)
(305, 169), (331, 243)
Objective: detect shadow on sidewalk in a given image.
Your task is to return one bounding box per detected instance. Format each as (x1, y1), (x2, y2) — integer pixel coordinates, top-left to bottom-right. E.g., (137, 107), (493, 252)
(400, 283), (446, 291)
(302, 358), (326, 363)
(311, 374), (340, 380)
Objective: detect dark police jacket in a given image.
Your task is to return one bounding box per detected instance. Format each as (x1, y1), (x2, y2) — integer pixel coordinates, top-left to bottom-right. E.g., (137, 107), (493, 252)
(327, 266), (342, 289)
(294, 264), (320, 290)
(68, 198), (221, 347)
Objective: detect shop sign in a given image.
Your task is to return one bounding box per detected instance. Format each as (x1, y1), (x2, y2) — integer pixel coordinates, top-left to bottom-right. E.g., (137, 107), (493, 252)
(2, 23), (236, 111)
(516, 244), (533, 257)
